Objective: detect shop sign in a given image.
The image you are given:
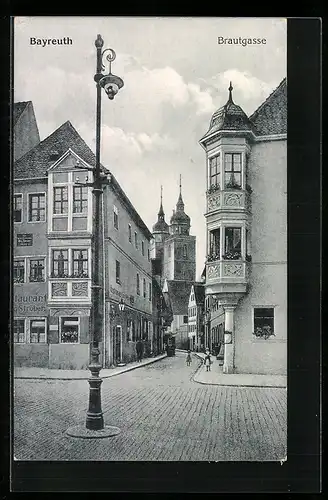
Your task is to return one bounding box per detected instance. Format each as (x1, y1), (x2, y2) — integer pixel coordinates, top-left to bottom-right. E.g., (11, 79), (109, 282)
(17, 233), (33, 246)
(14, 294), (47, 315)
(110, 286), (134, 304)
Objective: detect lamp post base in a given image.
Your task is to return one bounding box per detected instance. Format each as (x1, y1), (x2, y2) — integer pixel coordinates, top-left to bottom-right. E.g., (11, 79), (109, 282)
(66, 425), (121, 439)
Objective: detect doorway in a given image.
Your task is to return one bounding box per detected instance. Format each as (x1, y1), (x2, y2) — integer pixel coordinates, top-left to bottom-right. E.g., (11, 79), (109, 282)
(113, 325), (122, 365)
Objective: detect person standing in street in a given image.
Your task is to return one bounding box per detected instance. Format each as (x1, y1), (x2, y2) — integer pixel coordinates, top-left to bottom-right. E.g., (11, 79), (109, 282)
(204, 350), (212, 372)
(136, 339), (142, 362)
(186, 350), (192, 366)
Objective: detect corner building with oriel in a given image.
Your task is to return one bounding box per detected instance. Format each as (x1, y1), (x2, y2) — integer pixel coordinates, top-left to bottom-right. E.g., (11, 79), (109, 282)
(200, 81), (287, 375)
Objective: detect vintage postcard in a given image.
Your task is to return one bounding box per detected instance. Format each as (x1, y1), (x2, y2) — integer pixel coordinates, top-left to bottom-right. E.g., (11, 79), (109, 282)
(13, 17), (287, 463)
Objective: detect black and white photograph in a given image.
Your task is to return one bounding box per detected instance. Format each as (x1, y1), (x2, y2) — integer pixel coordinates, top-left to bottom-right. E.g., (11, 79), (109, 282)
(12, 16), (287, 463)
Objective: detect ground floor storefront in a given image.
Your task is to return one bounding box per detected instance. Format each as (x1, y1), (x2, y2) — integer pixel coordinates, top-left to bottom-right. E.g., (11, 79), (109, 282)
(14, 299), (164, 370)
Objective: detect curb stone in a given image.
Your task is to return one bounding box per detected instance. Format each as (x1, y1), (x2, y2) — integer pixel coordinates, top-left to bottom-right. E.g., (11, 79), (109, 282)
(14, 354), (167, 381)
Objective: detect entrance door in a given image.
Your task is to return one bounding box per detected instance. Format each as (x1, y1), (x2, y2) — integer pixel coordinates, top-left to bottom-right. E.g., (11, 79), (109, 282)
(113, 326), (122, 365)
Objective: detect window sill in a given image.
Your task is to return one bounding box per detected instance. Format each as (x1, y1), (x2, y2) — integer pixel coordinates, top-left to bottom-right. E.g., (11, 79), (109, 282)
(251, 336), (286, 343)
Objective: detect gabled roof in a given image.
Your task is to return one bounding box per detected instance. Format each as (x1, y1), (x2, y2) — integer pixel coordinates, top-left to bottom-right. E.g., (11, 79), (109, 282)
(193, 283), (205, 305)
(13, 101), (29, 127)
(164, 280), (194, 315)
(250, 78), (287, 136)
(14, 120), (153, 239)
(14, 121), (97, 179)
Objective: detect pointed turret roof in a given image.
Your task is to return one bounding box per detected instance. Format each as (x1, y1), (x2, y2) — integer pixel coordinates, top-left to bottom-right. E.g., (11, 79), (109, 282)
(152, 185), (169, 233)
(200, 82), (254, 142)
(170, 175), (190, 225)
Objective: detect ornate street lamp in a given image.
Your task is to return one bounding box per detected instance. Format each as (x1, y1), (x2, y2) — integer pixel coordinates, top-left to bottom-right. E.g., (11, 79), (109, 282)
(66, 34), (124, 439)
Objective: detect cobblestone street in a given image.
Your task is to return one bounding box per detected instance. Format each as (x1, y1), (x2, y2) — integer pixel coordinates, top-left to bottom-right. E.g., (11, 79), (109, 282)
(14, 352), (287, 461)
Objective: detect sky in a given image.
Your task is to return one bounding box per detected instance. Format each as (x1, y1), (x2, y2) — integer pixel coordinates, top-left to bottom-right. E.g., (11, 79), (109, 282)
(14, 17), (286, 279)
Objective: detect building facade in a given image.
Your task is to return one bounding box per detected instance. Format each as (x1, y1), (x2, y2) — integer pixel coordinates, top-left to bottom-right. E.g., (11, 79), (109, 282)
(151, 181), (197, 349)
(199, 80), (287, 375)
(187, 283), (205, 351)
(13, 115), (160, 369)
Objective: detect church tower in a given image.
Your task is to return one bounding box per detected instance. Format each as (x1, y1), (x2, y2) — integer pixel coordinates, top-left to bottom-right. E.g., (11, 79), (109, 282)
(163, 176), (196, 281)
(151, 186), (170, 267)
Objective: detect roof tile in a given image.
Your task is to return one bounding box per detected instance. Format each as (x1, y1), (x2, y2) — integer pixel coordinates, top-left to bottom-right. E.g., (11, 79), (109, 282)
(250, 78), (287, 136)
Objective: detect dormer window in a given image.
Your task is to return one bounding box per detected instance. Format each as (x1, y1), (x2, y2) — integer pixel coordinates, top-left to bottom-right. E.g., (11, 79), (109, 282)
(49, 151), (60, 161)
(224, 153), (241, 189)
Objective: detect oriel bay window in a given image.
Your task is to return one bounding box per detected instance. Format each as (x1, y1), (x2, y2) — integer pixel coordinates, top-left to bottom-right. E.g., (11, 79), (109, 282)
(224, 153), (242, 189)
(209, 228), (220, 261)
(209, 154), (220, 191)
(30, 319), (46, 343)
(51, 249), (89, 278)
(60, 317), (79, 343)
(29, 259), (45, 282)
(28, 193), (46, 222)
(14, 260), (25, 283)
(223, 227), (241, 260)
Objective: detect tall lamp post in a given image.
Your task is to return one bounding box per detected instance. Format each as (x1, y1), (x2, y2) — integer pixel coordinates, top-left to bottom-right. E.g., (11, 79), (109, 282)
(66, 34), (124, 439)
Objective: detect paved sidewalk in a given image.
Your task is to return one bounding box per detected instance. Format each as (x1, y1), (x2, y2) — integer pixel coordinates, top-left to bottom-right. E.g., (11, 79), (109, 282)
(193, 352), (287, 388)
(14, 354), (167, 380)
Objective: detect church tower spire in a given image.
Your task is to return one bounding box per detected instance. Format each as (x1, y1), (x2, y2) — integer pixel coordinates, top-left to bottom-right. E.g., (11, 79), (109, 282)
(176, 174), (184, 212)
(152, 185), (169, 234)
(170, 175), (190, 235)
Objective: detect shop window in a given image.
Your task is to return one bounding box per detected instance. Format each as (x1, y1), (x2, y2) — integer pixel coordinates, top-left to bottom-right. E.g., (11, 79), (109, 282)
(29, 259), (45, 282)
(116, 260), (121, 285)
(53, 187), (68, 214)
(14, 194), (22, 223)
(73, 186), (88, 213)
(253, 308), (275, 339)
(60, 317), (79, 343)
(113, 205), (119, 230)
(28, 193), (46, 222)
(14, 260), (25, 283)
(30, 319), (46, 343)
(127, 319), (132, 341)
(14, 319), (25, 343)
(223, 227), (241, 260)
(224, 153), (241, 189)
(131, 320), (136, 341)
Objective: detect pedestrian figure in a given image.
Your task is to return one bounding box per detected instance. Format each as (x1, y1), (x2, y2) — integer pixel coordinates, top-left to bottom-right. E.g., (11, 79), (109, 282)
(204, 351), (212, 372)
(136, 339), (143, 362)
(186, 350), (192, 366)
